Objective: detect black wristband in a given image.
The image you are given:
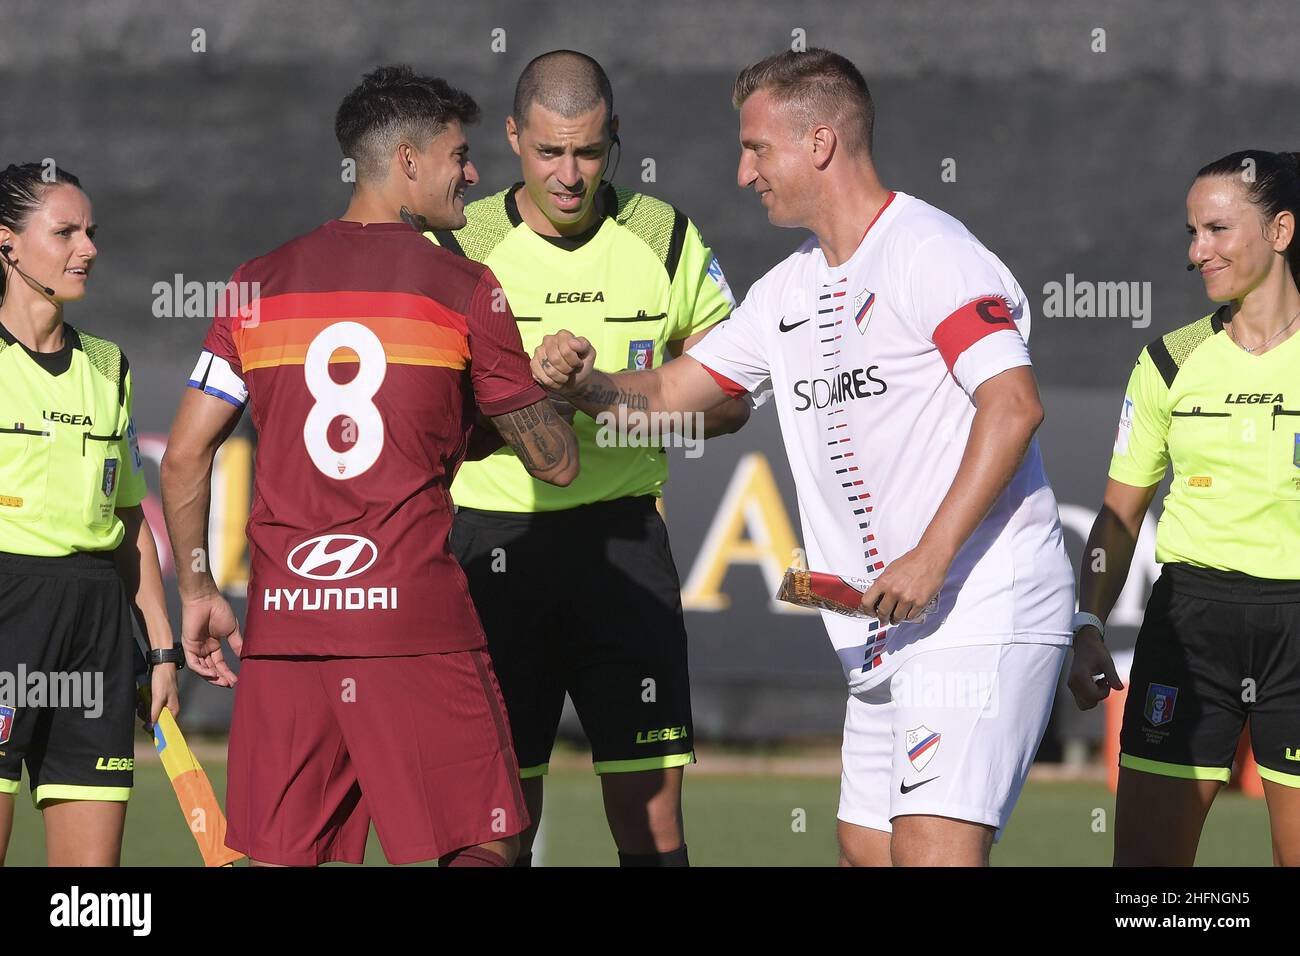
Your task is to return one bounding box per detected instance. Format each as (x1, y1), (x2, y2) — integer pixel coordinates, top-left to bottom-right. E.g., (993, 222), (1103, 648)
(148, 647), (185, 670)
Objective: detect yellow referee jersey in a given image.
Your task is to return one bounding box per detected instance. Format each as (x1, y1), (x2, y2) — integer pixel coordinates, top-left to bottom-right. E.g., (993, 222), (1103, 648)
(0, 321), (148, 556)
(1109, 307), (1300, 579)
(429, 182), (735, 513)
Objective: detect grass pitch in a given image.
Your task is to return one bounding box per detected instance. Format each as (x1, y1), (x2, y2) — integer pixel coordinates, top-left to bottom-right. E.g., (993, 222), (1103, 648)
(2, 753), (1274, 866)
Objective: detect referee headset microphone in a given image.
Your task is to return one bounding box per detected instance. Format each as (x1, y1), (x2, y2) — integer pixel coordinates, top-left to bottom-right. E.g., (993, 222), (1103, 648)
(603, 129), (622, 182)
(0, 244), (56, 298)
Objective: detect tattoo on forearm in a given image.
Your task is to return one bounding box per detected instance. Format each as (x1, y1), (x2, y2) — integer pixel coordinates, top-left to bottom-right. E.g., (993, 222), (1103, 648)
(575, 382), (649, 411)
(400, 206), (431, 233)
(495, 401), (572, 473)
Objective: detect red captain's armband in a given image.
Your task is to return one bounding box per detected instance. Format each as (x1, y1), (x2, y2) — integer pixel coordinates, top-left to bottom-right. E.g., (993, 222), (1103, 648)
(931, 296), (1018, 372)
(700, 364), (748, 398)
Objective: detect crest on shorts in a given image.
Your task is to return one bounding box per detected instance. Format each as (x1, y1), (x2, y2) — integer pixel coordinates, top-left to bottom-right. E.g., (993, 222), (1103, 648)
(627, 339), (654, 371)
(1144, 683), (1178, 727)
(101, 458), (119, 497)
(905, 725), (941, 772)
(853, 289), (877, 335)
(0, 706), (14, 746)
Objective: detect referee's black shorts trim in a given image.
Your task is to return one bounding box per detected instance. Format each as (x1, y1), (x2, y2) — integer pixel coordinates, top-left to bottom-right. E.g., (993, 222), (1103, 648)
(451, 495), (695, 776)
(0, 549), (140, 806)
(1120, 563), (1300, 788)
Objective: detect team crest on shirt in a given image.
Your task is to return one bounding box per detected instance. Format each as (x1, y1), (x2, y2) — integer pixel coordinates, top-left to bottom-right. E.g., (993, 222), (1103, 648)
(853, 289), (877, 335)
(905, 725), (941, 772)
(1144, 683), (1178, 727)
(0, 706), (14, 745)
(627, 339), (654, 371)
(101, 458), (119, 497)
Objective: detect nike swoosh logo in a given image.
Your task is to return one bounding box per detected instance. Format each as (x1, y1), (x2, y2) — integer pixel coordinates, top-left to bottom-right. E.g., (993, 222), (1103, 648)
(779, 316), (811, 332)
(899, 777), (939, 794)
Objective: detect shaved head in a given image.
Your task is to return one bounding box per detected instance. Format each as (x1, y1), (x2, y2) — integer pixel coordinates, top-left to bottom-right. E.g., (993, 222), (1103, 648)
(512, 50), (613, 131)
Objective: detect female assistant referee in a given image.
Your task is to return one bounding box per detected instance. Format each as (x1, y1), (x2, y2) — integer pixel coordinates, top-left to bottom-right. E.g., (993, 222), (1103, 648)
(0, 162), (180, 866)
(1069, 149), (1300, 866)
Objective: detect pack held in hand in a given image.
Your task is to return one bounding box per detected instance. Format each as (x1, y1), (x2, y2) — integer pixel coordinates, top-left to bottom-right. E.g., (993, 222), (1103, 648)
(776, 568), (937, 623)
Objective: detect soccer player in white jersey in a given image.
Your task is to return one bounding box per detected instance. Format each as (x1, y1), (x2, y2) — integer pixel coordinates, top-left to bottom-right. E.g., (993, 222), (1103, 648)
(531, 48), (1075, 866)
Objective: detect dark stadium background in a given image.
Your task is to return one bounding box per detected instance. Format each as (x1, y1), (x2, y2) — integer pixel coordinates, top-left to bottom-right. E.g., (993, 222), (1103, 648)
(3, 0), (1294, 765)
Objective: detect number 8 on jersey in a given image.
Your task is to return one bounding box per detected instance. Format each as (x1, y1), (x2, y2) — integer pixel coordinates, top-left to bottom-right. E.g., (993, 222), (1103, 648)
(302, 321), (387, 480)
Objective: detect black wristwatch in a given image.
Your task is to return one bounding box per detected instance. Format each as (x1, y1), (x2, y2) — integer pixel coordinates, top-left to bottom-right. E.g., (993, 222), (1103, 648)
(148, 647), (186, 670)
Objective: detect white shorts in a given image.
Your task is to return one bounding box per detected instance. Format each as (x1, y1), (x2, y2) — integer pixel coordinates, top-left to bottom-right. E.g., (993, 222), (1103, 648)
(837, 641), (1065, 839)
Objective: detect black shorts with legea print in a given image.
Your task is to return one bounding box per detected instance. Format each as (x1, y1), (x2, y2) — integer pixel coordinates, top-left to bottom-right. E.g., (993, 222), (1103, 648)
(1121, 563), (1300, 787)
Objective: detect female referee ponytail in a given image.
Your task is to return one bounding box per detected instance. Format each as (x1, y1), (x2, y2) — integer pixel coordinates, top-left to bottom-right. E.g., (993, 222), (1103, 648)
(1069, 148), (1300, 866)
(0, 161), (181, 866)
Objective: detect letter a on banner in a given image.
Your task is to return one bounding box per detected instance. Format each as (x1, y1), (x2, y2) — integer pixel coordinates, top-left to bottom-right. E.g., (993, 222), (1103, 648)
(680, 453), (811, 613)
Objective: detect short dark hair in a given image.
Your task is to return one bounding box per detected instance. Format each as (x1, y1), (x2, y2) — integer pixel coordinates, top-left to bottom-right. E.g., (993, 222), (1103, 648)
(0, 162), (83, 298)
(1197, 149), (1300, 286)
(335, 65), (480, 183)
(512, 50), (613, 132)
(733, 48), (875, 154)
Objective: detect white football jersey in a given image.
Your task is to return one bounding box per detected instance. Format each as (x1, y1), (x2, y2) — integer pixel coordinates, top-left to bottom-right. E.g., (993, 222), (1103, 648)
(689, 192), (1074, 691)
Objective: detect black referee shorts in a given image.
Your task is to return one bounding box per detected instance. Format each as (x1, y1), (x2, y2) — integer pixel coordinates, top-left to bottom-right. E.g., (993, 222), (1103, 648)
(451, 496), (694, 778)
(1120, 563), (1300, 788)
(0, 551), (140, 806)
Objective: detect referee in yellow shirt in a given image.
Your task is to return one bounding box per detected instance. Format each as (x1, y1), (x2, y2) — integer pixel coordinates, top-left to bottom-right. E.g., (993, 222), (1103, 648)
(433, 51), (750, 866)
(0, 162), (180, 866)
(1070, 149), (1300, 866)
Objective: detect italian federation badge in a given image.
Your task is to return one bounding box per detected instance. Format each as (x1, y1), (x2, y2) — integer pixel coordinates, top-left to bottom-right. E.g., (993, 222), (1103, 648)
(627, 339), (654, 371)
(1144, 683), (1178, 727)
(101, 458), (119, 497)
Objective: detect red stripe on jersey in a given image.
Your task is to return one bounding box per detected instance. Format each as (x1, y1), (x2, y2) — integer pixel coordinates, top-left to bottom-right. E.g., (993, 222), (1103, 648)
(931, 296), (1017, 372)
(699, 363), (748, 398)
(253, 291), (471, 337)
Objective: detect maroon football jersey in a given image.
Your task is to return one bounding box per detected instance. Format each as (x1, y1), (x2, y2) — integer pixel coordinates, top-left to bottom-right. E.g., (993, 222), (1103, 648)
(188, 219), (545, 655)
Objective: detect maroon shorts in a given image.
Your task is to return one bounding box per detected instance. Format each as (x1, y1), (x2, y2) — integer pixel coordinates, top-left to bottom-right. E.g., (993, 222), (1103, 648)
(225, 649), (528, 866)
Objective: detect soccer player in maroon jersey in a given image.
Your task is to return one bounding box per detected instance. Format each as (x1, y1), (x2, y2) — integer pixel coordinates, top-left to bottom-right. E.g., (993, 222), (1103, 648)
(159, 66), (578, 867)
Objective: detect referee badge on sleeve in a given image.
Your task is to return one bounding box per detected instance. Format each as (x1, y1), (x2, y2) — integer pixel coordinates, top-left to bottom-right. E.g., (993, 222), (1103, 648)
(1114, 396), (1134, 456)
(101, 458), (119, 497)
(127, 418), (144, 471)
